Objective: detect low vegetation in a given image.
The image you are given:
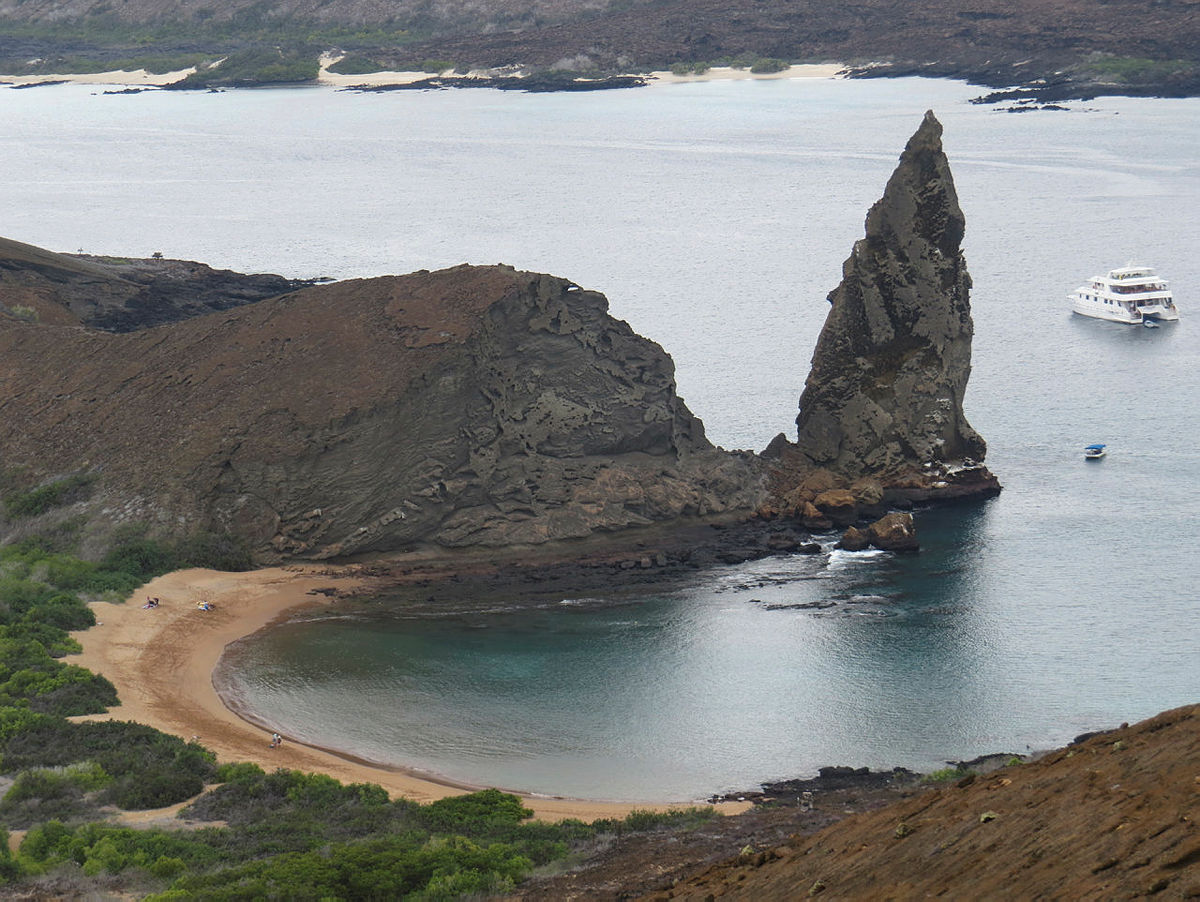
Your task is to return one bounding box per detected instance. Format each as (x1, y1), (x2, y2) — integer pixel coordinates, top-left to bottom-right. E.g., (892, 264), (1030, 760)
(748, 57), (788, 74)
(326, 53), (387, 75)
(0, 530), (721, 897)
(3, 474), (95, 519)
(1078, 55), (1195, 84)
(923, 766), (971, 783)
(170, 48), (320, 88)
(0, 17), (423, 85)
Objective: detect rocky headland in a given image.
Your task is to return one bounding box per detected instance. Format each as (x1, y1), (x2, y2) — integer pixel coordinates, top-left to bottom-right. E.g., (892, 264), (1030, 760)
(0, 111), (994, 564)
(0, 235), (308, 332)
(759, 111), (999, 546)
(0, 263), (761, 560)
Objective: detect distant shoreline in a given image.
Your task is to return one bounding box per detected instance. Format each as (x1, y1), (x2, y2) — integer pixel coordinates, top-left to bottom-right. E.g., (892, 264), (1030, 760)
(0, 61), (846, 90)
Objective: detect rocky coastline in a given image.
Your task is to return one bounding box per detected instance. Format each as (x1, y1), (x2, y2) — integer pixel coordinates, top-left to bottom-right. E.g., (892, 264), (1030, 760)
(0, 111), (997, 565)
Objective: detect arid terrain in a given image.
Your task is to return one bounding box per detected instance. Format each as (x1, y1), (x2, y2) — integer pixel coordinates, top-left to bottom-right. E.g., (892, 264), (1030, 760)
(3, 0), (1200, 97)
(516, 705), (1200, 900)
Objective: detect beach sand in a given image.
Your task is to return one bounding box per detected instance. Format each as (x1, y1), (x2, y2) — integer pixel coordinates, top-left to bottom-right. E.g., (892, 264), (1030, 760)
(0, 57), (843, 89)
(648, 63), (846, 84)
(68, 566), (750, 822)
(0, 67), (197, 87)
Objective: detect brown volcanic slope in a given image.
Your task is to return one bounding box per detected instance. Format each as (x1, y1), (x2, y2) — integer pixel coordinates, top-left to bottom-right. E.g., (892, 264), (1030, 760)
(0, 263), (761, 559)
(643, 705), (1200, 901)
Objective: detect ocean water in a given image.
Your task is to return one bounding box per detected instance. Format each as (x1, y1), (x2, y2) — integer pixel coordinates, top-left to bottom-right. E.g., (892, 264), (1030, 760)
(5, 78), (1199, 801)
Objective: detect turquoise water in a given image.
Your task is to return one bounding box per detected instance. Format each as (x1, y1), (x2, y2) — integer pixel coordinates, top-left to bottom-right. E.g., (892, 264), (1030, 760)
(5, 78), (1199, 800)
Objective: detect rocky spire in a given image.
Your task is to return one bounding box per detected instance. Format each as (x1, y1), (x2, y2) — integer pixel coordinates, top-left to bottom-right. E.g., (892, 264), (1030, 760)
(794, 110), (990, 481)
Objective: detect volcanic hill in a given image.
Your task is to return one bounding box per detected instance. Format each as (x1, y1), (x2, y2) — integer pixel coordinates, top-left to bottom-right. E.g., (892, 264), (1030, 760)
(0, 110), (1004, 561)
(0, 263), (762, 559)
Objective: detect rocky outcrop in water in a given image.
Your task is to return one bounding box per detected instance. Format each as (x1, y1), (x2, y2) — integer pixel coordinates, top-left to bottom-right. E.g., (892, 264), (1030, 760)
(0, 236), (306, 332)
(765, 111), (1000, 519)
(0, 263), (762, 559)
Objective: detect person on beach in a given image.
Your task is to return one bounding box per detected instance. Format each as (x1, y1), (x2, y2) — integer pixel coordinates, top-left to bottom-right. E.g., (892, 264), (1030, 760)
(270, 732), (282, 748)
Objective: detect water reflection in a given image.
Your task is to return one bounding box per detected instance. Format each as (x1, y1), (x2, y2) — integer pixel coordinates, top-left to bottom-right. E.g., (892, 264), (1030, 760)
(221, 502), (1037, 800)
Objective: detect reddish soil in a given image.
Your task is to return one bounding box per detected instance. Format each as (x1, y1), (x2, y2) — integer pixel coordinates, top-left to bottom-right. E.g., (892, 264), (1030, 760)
(515, 705), (1200, 900)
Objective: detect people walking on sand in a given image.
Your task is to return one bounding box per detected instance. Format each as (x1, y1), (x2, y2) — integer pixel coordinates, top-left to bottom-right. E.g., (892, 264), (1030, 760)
(270, 732), (282, 748)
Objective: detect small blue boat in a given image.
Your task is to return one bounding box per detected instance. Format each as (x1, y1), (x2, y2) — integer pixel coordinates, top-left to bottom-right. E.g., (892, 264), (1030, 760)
(1084, 443), (1107, 460)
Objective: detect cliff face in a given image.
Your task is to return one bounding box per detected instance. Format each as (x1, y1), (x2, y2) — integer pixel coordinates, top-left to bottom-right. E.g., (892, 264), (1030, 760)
(0, 264), (762, 558)
(769, 111), (999, 510)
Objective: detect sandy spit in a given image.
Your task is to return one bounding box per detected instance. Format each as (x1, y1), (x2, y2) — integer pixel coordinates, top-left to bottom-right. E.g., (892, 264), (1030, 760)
(68, 566), (749, 822)
(0, 67), (196, 87)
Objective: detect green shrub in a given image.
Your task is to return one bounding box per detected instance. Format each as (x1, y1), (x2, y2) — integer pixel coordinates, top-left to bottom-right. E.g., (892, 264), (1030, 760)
(326, 53), (385, 74)
(171, 532), (253, 572)
(3, 475), (94, 518)
(100, 538), (176, 583)
(750, 58), (789, 74)
(0, 720), (216, 810)
(0, 763), (112, 828)
(172, 48), (319, 88)
(924, 766), (970, 782)
(418, 58), (453, 73)
(417, 788), (532, 834)
(0, 830), (19, 882)
(214, 761), (264, 784)
(104, 768), (206, 810)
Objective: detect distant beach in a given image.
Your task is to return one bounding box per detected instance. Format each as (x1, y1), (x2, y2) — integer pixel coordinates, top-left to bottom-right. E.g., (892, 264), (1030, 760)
(0, 57), (844, 89)
(0, 67), (197, 87)
(67, 565), (751, 821)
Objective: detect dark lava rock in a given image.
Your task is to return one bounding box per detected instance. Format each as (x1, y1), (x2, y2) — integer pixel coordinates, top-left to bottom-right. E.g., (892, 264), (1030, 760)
(795, 110), (985, 477)
(768, 111), (1001, 509)
(0, 259), (765, 559)
(347, 73), (648, 92)
(836, 526), (871, 551)
(866, 511), (919, 552)
(0, 235), (307, 332)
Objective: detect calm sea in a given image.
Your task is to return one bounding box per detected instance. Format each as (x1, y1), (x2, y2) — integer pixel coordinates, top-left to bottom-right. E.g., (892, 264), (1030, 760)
(5, 77), (1199, 801)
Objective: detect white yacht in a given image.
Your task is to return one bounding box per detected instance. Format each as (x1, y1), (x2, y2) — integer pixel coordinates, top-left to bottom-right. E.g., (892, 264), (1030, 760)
(1069, 265), (1179, 324)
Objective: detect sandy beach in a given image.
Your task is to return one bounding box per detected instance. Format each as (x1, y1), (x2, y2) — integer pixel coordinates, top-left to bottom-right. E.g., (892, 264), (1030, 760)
(68, 565), (749, 822)
(648, 63), (846, 84)
(1, 58), (843, 89)
(316, 55), (845, 87)
(0, 67), (197, 87)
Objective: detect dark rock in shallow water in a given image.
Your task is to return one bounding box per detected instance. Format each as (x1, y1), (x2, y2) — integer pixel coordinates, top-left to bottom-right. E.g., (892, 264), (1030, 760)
(866, 511), (919, 552)
(836, 526), (871, 551)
